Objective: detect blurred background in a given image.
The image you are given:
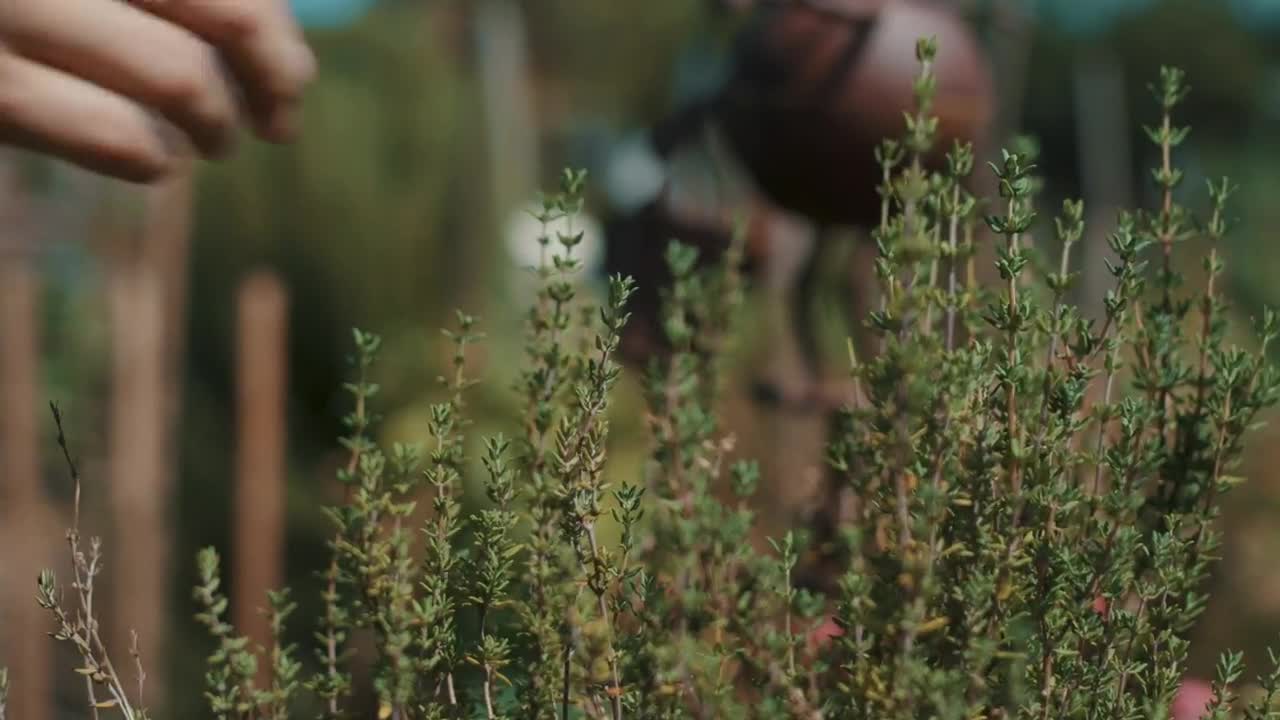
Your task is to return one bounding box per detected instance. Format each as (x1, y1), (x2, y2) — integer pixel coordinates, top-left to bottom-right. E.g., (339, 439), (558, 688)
(4, 0), (1280, 716)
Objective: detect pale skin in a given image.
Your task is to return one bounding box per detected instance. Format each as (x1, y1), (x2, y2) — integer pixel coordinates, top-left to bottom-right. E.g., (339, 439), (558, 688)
(0, 0), (316, 182)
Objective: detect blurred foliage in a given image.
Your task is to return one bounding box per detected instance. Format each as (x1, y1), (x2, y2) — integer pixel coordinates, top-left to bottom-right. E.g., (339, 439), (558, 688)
(523, 0), (700, 124)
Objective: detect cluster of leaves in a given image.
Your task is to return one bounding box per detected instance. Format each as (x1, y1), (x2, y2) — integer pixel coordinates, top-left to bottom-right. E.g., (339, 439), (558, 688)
(192, 549), (300, 720)
(26, 36), (1280, 720)
(823, 40), (1280, 718)
(186, 167), (807, 720)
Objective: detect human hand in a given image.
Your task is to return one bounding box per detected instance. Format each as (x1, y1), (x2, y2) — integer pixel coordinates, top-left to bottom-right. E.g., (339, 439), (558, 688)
(0, 0), (316, 182)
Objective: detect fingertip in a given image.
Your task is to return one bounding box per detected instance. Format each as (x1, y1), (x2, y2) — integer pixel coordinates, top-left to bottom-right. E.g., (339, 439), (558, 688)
(258, 39), (316, 104)
(259, 45), (314, 142)
(110, 153), (173, 184)
(292, 43), (318, 93)
(89, 114), (175, 182)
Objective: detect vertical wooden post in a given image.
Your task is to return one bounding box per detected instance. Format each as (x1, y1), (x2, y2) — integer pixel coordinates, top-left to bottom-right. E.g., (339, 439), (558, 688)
(985, 0), (1035, 150)
(1072, 46), (1133, 321)
(472, 0), (539, 317)
(105, 161), (194, 706)
(233, 270), (289, 688)
(0, 156), (51, 720)
(144, 162), (195, 413)
(105, 252), (167, 681)
(474, 0), (538, 219)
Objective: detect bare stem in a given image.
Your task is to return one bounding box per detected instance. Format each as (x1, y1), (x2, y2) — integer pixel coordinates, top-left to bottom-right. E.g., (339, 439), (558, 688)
(562, 645), (574, 720)
(586, 526), (624, 720)
(48, 404), (141, 720)
(1032, 231), (1078, 458)
(923, 218), (943, 332)
(1091, 317), (1126, 495)
(483, 663), (497, 720)
(1006, 197), (1023, 497)
(945, 184), (963, 351)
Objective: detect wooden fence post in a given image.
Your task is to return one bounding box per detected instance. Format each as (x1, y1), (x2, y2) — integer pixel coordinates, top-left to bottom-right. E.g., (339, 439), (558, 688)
(233, 270), (289, 689)
(0, 156), (52, 720)
(106, 162), (193, 707)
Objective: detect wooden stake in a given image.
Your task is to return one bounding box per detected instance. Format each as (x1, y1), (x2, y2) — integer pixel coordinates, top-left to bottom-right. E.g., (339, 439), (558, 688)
(474, 0), (538, 218)
(0, 156), (52, 720)
(1072, 46), (1133, 321)
(105, 162), (194, 705)
(233, 270), (289, 690)
(106, 252), (167, 690)
(0, 266), (52, 720)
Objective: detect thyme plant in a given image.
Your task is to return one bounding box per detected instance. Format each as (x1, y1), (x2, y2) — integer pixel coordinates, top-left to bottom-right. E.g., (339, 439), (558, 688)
(26, 38), (1280, 720)
(36, 404), (152, 720)
(822, 45), (1280, 719)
